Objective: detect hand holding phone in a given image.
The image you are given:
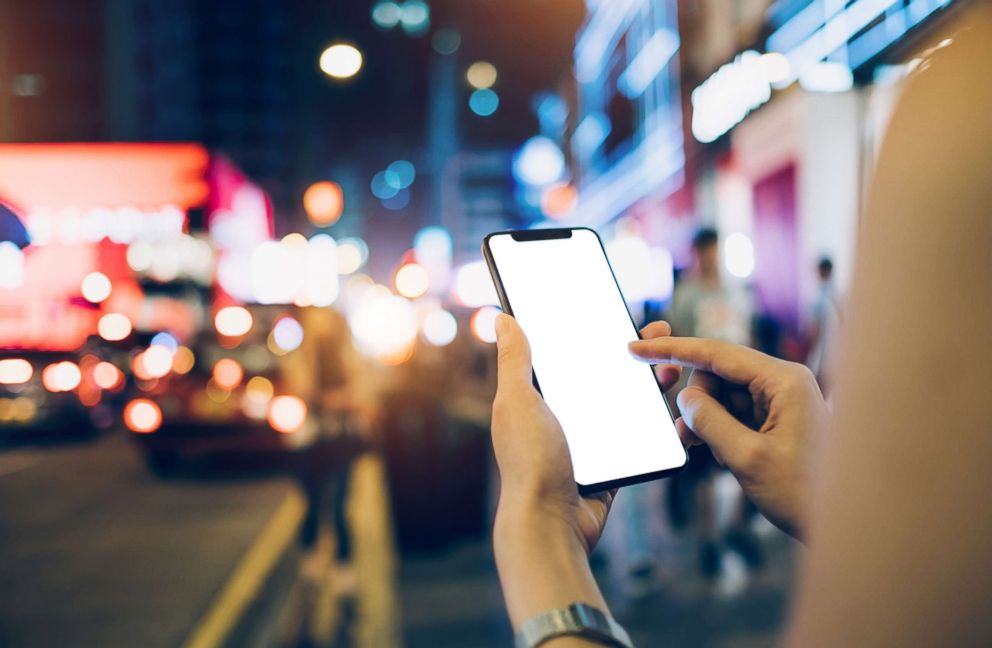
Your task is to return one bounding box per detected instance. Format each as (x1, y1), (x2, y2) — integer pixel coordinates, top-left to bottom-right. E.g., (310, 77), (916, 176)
(484, 228), (686, 493)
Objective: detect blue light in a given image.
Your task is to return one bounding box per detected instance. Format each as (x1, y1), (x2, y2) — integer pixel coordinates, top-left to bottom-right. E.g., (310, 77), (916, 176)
(387, 160), (416, 188)
(371, 171), (399, 199)
(383, 188), (410, 210)
(150, 332), (179, 355)
(401, 0), (430, 36)
(431, 28), (460, 55)
(469, 88), (499, 117)
(272, 317), (304, 352)
(371, 1), (401, 29)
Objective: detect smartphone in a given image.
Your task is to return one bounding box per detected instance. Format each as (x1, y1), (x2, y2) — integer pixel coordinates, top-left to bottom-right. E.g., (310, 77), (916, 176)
(483, 227), (687, 493)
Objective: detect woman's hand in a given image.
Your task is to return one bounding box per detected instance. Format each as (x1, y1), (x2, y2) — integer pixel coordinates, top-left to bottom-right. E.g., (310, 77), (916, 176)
(630, 330), (828, 540)
(491, 313), (613, 554)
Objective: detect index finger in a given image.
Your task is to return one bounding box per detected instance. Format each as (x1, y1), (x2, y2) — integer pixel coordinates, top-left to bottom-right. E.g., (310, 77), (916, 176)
(628, 336), (778, 387)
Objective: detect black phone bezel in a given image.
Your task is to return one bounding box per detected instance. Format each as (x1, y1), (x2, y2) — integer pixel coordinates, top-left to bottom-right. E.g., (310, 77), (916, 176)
(482, 226), (688, 495)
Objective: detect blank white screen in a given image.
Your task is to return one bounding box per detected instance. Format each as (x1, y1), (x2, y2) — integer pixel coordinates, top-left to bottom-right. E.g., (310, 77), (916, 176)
(488, 229), (686, 487)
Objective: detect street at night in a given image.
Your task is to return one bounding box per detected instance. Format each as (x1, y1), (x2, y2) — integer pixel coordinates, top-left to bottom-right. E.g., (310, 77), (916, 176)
(2, 0), (991, 646)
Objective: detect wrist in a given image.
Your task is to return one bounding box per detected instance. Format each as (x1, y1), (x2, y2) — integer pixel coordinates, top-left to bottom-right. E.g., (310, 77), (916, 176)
(493, 501), (606, 630)
(495, 492), (588, 556)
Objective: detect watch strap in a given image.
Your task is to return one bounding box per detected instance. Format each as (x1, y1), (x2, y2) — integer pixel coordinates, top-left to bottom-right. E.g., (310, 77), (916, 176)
(515, 602), (633, 648)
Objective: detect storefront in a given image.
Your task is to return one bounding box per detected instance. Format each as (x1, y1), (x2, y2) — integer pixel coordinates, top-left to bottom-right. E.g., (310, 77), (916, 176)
(684, 0), (961, 339)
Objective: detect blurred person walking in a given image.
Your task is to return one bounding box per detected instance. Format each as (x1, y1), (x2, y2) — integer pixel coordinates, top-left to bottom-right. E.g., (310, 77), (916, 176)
(665, 228), (761, 578)
(805, 257), (841, 393)
(282, 307), (378, 599)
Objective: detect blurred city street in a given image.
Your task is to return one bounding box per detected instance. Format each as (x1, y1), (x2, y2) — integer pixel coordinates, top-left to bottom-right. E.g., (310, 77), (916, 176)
(0, 432), (796, 648)
(0, 0), (969, 645)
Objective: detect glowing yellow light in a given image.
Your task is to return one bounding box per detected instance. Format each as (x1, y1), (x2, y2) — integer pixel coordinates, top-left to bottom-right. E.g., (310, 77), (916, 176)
(93, 361), (123, 390)
(303, 181), (344, 227)
(80, 271), (112, 303)
(0, 358), (33, 385)
(395, 263), (430, 299)
(212, 358), (243, 390)
(281, 232), (309, 248)
(141, 345), (173, 379)
(246, 376), (274, 401)
(320, 43), (364, 79)
(172, 347), (195, 375)
(124, 398), (162, 434)
(98, 313), (132, 342)
(337, 242), (363, 274)
(268, 395), (308, 433)
(214, 306), (253, 337)
(41, 361), (82, 392)
(466, 61), (497, 89)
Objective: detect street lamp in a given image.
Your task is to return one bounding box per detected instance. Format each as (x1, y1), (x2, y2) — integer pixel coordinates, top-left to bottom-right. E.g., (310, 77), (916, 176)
(319, 43), (364, 80)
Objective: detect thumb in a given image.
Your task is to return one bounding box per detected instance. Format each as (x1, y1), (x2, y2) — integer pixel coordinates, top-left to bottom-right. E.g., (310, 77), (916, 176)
(677, 386), (758, 471)
(495, 314), (533, 394)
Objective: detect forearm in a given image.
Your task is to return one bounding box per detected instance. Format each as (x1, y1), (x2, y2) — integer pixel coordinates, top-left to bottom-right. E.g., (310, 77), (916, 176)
(494, 504), (609, 646)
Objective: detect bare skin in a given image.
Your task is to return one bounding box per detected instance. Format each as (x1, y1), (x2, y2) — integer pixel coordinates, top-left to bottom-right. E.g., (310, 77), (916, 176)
(491, 5), (992, 645)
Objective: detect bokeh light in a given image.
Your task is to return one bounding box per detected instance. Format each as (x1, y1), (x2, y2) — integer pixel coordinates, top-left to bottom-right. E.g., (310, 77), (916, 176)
(80, 271), (112, 303)
(212, 358), (244, 391)
(124, 399), (162, 434)
(469, 89), (499, 117)
(413, 226), (453, 266)
(41, 361), (82, 392)
(387, 160), (416, 188)
(93, 362), (123, 390)
(141, 345), (174, 379)
(272, 317), (304, 352)
(759, 52), (791, 84)
(422, 309), (458, 346)
(214, 306), (253, 337)
(246, 376), (274, 401)
(319, 43), (364, 79)
(349, 293), (418, 359)
(126, 242), (154, 272)
(303, 181), (344, 226)
(471, 306), (500, 344)
(395, 263), (430, 299)
(0, 241), (24, 289)
(724, 232), (755, 278)
(268, 396), (308, 434)
(513, 135), (565, 186)
(540, 182), (578, 219)
(0, 358), (33, 385)
(150, 332), (179, 356)
(453, 260), (498, 307)
(400, 0), (430, 35)
(371, 1), (401, 29)
(382, 188), (411, 211)
(466, 61), (498, 89)
(337, 237), (368, 274)
(432, 28), (461, 55)
(172, 347), (195, 375)
(371, 171), (399, 200)
(98, 313), (132, 342)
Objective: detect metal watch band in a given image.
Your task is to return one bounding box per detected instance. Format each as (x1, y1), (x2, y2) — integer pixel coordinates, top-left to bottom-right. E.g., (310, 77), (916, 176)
(514, 602), (633, 648)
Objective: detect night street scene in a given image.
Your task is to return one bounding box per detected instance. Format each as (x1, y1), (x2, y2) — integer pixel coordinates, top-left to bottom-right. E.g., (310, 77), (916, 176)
(2, 1), (991, 647)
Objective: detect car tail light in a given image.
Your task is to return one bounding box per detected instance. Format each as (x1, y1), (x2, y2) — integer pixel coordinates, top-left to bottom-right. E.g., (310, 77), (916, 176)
(41, 361), (82, 392)
(0, 358), (33, 385)
(124, 398), (162, 434)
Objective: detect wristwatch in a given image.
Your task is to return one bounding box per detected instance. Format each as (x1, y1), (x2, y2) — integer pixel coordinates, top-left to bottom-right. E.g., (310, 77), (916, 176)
(514, 602), (633, 648)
